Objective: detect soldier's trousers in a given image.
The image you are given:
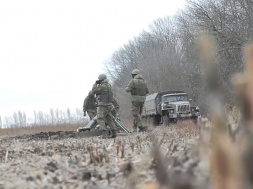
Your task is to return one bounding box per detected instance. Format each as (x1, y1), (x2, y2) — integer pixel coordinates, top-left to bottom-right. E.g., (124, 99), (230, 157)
(97, 105), (116, 130)
(87, 110), (97, 120)
(132, 102), (144, 128)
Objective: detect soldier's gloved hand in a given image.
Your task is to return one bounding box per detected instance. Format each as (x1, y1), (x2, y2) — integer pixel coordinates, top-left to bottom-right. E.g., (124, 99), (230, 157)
(95, 80), (101, 84)
(83, 112), (86, 116)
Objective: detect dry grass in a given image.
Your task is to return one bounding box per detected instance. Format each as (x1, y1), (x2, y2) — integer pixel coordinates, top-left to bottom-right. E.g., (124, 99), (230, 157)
(0, 124), (198, 189)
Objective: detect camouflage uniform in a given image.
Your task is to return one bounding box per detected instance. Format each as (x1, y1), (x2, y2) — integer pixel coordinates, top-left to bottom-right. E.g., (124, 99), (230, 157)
(112, 98), (119, 117)
(126, 69), (149, 131)
(83, 91), (97, 120)
(92, 74), (117, 138)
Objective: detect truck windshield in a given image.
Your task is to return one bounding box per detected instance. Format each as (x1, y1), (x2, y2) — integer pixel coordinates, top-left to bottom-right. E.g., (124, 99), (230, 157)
(163, 95), (188, 102)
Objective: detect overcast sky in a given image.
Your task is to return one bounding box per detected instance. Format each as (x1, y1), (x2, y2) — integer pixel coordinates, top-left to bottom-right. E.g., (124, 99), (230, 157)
(0, 0), (185, 120)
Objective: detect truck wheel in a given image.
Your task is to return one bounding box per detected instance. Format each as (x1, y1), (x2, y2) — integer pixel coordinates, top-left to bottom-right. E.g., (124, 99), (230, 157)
(153, 115), (160, 126)
(192, 117), (198, 125)
(162, 115), (170, 126)
(171, 118), (177, 124)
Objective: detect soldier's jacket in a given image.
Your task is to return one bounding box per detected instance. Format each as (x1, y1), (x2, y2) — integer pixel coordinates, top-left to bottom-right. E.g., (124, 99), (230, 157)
(92, 79), (113, 106)
(112, 98), (119, 109)
(83, 94), (97, 112)
(125, 74), (149, 103)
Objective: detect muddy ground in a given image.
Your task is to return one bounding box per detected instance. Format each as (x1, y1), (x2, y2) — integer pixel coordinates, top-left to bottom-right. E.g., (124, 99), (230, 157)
(0, 124), (209, 189)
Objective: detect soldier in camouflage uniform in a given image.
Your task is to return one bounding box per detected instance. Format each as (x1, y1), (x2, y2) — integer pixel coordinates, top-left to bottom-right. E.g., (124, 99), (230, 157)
(126, 69), (149, 132)
(92, 73), (117, 138)
(83, 91), (97, 120)
(94, 97), (120, 131)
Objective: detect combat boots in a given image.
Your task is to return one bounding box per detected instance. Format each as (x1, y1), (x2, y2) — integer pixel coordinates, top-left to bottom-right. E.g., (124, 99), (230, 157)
(101, 130), (117, 139)
(110, 130), (117, 138)
(138, 126), (147, 132)
(101, 130), (110, 139)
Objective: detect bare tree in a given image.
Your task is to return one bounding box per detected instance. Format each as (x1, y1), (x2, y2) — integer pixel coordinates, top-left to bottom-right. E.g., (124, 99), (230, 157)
(22, 112), (27, 127)
(0, 116), (2, 128)
(12, 112), (19, 128)
(18, 111), (23, 127)
(105, 0), (253, 116)
(55, 109), (59, 124)
(50, 108), (55, 126)
(38, 111), (44, 126)
(67, 108), (71, 124)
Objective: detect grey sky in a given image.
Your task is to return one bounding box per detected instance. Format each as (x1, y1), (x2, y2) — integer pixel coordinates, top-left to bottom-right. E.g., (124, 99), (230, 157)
(0, 0), (185, 119)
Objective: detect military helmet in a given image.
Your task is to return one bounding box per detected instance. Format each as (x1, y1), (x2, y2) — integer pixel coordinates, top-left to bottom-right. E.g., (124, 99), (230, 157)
(131, 69), (140, 75)
(98, 73), (107, 80)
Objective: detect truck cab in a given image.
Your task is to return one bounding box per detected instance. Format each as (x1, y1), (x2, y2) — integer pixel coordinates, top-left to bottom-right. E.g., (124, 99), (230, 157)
(142, 90), (200, 126)
(160, 93), (199, 125)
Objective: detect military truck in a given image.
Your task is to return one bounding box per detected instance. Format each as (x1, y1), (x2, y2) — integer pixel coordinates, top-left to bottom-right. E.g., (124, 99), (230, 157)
(142, 91), (200, 126)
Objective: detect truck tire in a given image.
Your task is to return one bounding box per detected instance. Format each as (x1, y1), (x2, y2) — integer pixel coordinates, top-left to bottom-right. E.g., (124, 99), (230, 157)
(153, 115), (160, 126)
(162, 115), (170, 126)
(171, 118), (177, 124)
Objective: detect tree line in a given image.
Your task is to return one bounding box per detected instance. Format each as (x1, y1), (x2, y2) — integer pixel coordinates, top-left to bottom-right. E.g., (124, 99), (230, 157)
(105, 0), (253, 119)
(0, 108), (87, 128)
